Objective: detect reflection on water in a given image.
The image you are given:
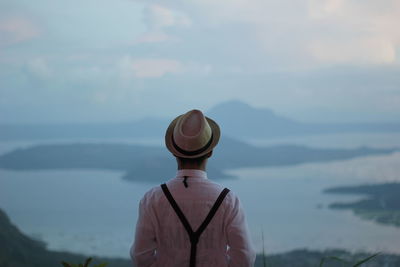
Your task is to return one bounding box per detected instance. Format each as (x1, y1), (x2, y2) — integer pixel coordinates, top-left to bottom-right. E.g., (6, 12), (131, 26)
(1, 152), (400, 258)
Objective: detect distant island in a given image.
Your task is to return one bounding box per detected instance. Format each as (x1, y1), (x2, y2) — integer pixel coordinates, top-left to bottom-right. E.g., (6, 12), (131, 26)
(1, 207), (399, 267)
(0, 136), (398, 182)
(1, 100), (400, 141)
(324, 183), (400, 228)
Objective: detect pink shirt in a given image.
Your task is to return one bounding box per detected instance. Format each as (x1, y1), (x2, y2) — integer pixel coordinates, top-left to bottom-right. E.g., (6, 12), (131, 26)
(130, 169), (256, 267)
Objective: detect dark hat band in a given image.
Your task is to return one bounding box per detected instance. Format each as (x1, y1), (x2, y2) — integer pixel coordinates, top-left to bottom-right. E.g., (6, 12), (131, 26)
(172, 133), (214, 157)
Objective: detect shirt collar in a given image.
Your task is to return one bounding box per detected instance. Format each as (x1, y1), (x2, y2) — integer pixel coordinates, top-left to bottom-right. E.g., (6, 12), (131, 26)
(176, 169), (208, 179)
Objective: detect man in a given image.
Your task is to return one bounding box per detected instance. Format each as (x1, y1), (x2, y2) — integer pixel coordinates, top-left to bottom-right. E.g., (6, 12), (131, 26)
(130, 109), (256, 267)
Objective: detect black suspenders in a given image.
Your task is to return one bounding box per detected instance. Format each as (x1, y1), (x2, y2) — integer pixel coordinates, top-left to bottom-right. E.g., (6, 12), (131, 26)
(160, 183), (230, 267)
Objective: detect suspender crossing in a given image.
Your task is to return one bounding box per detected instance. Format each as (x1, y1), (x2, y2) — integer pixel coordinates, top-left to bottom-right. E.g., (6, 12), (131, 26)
(160, 183), (230, 267)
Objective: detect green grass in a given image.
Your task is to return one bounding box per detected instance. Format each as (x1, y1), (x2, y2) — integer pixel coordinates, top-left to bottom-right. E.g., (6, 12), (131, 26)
(259, 228), (380, 267)
(61, 257), (107, 267)
(319, 253), (380, 267)
(62, 252), (380, 267)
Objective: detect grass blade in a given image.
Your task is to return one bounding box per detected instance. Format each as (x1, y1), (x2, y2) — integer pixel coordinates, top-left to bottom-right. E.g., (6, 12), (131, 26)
(319, 256), (348, 267)
(61, 262), (71, 267)
(261, 228), (266, 267)
(84, 257), (93, 267)
(352, 252), (380, 267)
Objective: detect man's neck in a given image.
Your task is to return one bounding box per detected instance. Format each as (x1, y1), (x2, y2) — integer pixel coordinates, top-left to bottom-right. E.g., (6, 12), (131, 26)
(178, 166), (206, 171)
(176, 156), (208, 171)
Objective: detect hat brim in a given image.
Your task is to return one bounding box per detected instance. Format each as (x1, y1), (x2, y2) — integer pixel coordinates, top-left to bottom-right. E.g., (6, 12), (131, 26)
(165, 115), (220, 159)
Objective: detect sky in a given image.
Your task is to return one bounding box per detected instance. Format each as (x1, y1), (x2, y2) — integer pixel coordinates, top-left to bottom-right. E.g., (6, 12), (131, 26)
(0, 0), (399, 124)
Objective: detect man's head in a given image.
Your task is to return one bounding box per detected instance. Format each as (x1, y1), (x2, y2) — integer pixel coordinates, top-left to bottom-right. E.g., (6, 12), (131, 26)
(165, 109), (220, 169)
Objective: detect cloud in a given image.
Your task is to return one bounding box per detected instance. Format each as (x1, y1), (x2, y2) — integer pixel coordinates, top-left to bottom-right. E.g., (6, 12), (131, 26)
(26, 57), (52, 78)
(309, 38), (396, 64)
(308, 0), (345, 19)
(134, 31), (179, 44)
(133, 4), (191, 44)
(137, 0), (400, 67)
(306, 0), (400, 64)
(143, 4), (191, 30)
(119, 56), (184, 78)
(0, 16), (40, 46)
(1, 0), (399, 124)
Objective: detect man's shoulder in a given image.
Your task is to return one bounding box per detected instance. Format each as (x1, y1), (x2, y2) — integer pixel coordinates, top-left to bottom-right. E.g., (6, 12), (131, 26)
(139, 180), (240, 207)
(139, 184), (164, 206)
(201, 179), (240, 207)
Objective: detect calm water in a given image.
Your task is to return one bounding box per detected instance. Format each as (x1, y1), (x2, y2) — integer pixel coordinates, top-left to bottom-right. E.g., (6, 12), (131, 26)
(0, 133), (400, 258)
(248, 132), (400, 149)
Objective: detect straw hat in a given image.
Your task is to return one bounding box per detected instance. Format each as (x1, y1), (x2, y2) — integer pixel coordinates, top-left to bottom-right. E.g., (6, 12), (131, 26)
(165, 109), (220, 158)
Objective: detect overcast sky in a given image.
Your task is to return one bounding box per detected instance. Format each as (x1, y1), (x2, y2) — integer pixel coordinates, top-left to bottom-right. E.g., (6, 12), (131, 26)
(1, 0), (399, 124)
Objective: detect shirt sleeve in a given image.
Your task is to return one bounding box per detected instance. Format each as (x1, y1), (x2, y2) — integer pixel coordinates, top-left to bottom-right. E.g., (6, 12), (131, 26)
(130, 195), (157, 267)
(225, 194), (256, 267)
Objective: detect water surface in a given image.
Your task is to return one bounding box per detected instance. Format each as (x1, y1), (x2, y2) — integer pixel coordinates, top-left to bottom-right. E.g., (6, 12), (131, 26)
(1, 134), (400, 258)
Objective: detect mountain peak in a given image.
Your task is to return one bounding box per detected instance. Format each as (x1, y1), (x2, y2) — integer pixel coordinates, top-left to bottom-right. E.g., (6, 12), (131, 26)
(208, 100), (275, 115)
(207, 100), (277, 118)
(205, 100), (297, 138)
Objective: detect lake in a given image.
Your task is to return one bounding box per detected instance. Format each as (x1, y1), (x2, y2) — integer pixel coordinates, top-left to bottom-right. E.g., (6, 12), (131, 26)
(1, 133), (400, 258)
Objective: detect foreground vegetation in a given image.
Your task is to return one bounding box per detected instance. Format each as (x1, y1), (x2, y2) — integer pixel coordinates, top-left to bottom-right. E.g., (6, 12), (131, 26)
(1, 208), (399, 267)
(63, 253), (380, 267)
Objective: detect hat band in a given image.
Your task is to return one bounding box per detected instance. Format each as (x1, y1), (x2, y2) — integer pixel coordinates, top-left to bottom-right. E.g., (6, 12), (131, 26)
(172, 133), (214, 157)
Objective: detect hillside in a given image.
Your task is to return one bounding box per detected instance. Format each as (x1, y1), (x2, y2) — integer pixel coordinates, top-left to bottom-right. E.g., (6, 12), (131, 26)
(0, 208), (130, 267)
(1, 208), (400, 267)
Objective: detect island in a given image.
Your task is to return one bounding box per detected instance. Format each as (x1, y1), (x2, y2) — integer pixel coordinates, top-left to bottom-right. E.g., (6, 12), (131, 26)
(0, 136), (397, 182)
(324, 183), (400, 227)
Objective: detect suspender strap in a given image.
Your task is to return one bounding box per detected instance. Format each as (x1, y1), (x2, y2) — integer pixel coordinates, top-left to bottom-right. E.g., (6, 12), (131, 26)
(160, 183), (230, 267)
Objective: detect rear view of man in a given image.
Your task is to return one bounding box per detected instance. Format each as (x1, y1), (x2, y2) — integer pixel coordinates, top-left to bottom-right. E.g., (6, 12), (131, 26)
(131, 109), (256, 267)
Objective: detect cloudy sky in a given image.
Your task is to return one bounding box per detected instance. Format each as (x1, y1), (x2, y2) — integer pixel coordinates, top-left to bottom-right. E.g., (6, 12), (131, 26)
(1, 0), (399, 124)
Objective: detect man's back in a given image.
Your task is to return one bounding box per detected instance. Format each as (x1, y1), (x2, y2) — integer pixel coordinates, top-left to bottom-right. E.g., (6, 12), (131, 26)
(131, 169), (256, 267)
(131, 109), (256, 267)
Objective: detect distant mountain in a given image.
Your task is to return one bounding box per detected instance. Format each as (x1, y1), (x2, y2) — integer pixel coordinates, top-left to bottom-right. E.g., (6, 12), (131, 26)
(0, 137), (397, 182)
(207, 100), (400, 139)
(208, 100), (296, 127)
(207, 100), (302, 138)
(0, 100), (400, 141)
